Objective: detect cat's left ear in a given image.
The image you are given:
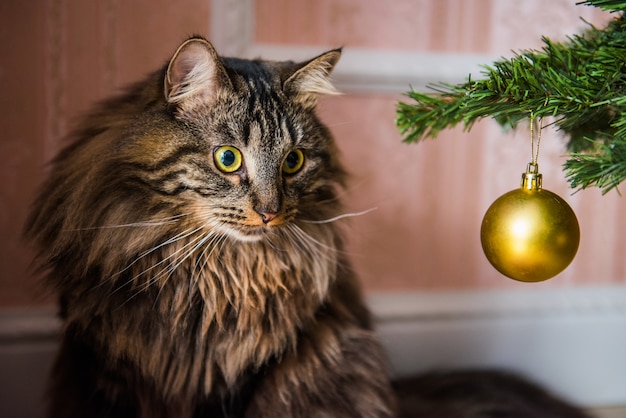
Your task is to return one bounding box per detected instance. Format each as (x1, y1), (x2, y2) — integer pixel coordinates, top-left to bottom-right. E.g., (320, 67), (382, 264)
(164, 37), (232, 112)
(284, 49), (342, 108)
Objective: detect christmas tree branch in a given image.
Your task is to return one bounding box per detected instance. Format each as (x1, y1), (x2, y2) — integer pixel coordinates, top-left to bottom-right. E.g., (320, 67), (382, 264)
(396, 1), (626, 193)
(565, 137), (626, 193)
(577, 0), (626, 12)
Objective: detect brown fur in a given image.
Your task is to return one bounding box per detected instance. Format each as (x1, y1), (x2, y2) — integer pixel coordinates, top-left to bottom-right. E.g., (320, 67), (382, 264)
(394, 370), (590, 418)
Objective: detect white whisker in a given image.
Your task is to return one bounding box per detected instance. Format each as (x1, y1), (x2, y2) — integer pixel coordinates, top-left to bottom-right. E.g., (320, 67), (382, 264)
(68, 213), (189, 231)
(150, 231), (217, 306)
(287, 224), (336, 263)
(109, 226), (203, 286)
(109, 227), (205, 300)
(137, 226), (203, 260)
(286, 224), (355, 273)
(301, 207), (377, 224)
(146, 232), (208, 283)
(120, 230), (212, 306)
(190, 230), (227, 301)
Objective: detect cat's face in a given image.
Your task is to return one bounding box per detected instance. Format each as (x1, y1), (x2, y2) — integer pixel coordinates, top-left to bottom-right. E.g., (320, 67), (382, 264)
(174, 101), (328, 243)
(190, 111), (325, 242)
(122, 38), (344, 244)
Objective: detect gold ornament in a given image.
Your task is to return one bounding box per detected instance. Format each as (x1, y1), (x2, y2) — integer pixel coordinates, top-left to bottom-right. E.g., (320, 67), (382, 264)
(480, 116), (579, 282)
(480, 162), (580, 282)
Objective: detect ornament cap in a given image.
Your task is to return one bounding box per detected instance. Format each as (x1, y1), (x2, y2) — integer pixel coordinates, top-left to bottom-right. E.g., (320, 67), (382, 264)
(521, 162), (542, 190)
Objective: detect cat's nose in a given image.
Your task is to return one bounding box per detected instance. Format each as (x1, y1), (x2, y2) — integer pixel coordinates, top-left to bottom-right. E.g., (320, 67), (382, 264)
(257, 210), (278, 224)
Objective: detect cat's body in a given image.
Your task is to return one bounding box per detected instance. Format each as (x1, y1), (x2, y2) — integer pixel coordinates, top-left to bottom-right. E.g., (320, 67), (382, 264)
(26, 37), (588, 417)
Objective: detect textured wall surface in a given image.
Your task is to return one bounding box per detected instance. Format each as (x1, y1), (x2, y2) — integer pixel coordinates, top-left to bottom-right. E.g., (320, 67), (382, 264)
(0, 0), (211, 306)
(0, 0), (623, 307)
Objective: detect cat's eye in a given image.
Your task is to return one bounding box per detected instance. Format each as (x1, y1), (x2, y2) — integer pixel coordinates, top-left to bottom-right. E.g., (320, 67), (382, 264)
(282, 149), (305, 174)
(214, 146), (242, 173)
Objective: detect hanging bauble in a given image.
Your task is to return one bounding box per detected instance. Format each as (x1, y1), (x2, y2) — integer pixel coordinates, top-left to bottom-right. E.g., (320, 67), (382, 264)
(480, 163), (580, 282)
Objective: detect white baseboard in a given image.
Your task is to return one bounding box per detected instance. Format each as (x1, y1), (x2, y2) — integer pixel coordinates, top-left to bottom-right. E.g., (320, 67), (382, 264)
(368, 285), (626, 408)
(2, 285), (625, 417)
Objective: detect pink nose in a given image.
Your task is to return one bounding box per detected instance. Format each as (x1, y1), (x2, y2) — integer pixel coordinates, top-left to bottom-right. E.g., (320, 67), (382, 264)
(257, 211), (277, 224)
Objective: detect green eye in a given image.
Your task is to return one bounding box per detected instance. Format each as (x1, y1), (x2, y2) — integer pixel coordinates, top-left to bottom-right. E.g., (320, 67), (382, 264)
(214, 146), (242, 173)
(282, 149), (305, 174)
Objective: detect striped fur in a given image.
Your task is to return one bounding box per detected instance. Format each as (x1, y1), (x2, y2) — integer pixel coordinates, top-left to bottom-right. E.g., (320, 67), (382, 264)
(25, 37), (394, 417)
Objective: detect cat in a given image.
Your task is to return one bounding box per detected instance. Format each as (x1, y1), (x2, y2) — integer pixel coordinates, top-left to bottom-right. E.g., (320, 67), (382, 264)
(25, 36), (589, 418)
(26, 35), (394, 418)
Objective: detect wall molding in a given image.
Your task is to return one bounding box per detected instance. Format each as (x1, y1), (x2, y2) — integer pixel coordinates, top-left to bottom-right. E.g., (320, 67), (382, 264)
(209, 0), (495, 94)
(368, 285), (626, 321)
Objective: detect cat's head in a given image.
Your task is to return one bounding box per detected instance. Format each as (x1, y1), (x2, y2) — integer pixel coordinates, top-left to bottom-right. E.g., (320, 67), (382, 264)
(154, 37), (344, 242)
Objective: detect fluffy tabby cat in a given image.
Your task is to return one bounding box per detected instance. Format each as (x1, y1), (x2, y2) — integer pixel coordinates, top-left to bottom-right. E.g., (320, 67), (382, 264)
(25, 36), (588, 418)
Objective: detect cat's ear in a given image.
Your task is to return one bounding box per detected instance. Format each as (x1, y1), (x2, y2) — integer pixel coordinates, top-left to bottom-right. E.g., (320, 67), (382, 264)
(164, 37), (231, 111)
(284, 49), (342, 108)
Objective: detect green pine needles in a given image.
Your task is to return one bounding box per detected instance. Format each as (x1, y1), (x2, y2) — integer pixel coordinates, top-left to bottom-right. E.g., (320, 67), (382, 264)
(396, 0), (626, 194)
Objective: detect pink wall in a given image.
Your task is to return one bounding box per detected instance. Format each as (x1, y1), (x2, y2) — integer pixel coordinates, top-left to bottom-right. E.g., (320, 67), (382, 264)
(0, 0), (211, 307)
(1, 0), (623, 307)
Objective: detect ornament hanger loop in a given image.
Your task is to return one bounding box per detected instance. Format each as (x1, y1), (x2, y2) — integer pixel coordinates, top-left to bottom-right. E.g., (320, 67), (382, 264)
(530, 112), (543, 166)
(523, 112), (544, 190)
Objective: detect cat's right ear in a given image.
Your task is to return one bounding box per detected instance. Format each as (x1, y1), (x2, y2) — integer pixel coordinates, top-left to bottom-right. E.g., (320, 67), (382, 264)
(164, 37), (231, 112)
(283, 48), (342, 109)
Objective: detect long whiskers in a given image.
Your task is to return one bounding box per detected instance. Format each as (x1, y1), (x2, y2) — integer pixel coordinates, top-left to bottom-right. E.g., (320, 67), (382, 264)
(189, 230), (228, 303)
(117, 228), (224, 307)
(148, 230), (222, 307)
(111, 216), (234, 307)
(110, 226), (204, 285)
(87, 215), (194, 294)
(112, 228), (206, 300)
(68, 213), (189, 231)
(301, 207), (377, 224)
(285, 224), (337, 265)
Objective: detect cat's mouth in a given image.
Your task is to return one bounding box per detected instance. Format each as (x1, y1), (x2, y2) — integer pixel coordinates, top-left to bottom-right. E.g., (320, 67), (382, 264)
(222, 222), (281, 243)
(206, 208), (294, 243)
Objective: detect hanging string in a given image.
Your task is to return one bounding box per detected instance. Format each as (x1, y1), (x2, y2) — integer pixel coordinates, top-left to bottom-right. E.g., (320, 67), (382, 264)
(530, 112), (543, 165)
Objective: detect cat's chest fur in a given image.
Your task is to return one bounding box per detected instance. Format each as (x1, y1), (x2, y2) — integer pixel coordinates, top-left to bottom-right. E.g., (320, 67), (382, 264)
(63, 221), (338, 400)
